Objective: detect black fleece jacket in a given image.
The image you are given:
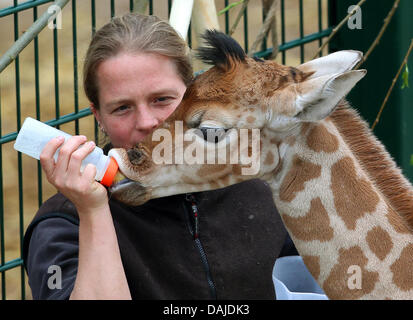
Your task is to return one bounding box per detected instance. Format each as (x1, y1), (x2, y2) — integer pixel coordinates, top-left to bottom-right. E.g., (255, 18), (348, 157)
(23, 179), (298, 300)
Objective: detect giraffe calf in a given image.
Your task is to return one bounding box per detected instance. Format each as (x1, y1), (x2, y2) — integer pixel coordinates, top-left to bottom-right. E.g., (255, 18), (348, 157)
(109, 30), (413, 300)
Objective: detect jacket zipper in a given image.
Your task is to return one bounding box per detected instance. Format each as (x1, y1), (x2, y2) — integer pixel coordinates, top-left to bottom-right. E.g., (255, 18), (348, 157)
(184, 194), (217, 299)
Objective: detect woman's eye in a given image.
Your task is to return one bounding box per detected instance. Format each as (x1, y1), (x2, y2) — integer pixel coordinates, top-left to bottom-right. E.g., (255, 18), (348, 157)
(199, 127), (228, 143)
(114, 105), (130, 113)
(153, 97), (172, 104)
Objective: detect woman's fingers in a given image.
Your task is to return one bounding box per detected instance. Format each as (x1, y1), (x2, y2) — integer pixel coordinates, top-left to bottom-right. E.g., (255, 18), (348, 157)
(67, 140), (96, 176)
(54, 135), (87, 173)
(39, 136), (65, 177)
(38, 135), (108, 210)
(82, 163), (98, 183)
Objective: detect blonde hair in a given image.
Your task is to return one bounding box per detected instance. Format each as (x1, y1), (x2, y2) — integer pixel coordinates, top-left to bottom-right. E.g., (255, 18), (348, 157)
(83, 13), (193, 108)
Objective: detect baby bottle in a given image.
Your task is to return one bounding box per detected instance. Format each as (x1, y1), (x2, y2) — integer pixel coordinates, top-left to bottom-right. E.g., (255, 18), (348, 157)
(14, 117), (119, 187)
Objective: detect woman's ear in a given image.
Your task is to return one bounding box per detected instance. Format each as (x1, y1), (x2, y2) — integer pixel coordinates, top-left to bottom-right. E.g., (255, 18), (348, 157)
(90, 103), (108, 135)
(90, 102), (101, 123)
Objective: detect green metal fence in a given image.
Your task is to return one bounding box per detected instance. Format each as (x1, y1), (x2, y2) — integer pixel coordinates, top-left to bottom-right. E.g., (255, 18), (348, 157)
(0, 0), (331, 300)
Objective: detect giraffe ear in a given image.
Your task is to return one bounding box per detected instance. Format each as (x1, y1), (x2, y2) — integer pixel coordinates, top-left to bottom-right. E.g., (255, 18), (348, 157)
(294, 69), (366, 121)
(296, 50), (363, 79)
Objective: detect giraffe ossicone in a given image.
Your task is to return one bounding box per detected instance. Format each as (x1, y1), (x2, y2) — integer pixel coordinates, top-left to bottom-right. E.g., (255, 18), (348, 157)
(108, 30), (413, 300)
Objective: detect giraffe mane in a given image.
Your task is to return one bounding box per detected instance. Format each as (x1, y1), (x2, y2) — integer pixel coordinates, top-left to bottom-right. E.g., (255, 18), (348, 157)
(329, 101), (413, 229)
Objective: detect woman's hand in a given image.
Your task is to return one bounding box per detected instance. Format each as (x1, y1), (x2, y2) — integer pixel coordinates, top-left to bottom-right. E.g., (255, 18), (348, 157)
(40, 135), (109, 215)
(41, 135), (131, 299)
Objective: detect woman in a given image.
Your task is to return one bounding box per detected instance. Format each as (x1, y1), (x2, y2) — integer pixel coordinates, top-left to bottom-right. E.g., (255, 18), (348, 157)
(23, 13), (297, 300)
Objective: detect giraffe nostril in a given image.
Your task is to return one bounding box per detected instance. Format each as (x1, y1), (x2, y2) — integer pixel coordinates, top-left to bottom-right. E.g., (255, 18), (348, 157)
(127, 148), (144, 165)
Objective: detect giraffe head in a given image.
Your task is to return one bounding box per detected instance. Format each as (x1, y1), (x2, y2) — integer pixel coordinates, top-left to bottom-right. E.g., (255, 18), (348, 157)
(108, 30), (366, 206)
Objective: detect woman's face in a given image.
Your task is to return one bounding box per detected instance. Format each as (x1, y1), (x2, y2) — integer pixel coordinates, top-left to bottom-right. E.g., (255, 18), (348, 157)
(92, 52), (187, 149)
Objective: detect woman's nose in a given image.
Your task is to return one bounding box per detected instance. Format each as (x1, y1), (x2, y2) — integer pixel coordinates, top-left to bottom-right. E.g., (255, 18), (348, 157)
(135, 105), (159, 131)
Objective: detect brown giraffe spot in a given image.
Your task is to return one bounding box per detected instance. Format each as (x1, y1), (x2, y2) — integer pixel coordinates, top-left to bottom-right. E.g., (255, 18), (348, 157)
(306, 123), (339, 153)
(302, 255), (321, 280)
(246, 115), (256, 123)
(197, 164), (228, 177)
(281, 197), (334, 242)
(390, 244), (413, 291)
(323, 246), (379, 299)
(232, 164), (243, 176)
(279, 156), (321, 202)
(248, 98), (259, 105)
(331, 157), (380, 230)
(366, 226), (393, 261)
(264, 151), (274, 166)
(181, 175), (198, 184)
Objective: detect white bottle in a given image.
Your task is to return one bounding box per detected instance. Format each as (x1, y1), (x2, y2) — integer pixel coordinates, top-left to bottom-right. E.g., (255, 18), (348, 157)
(13, 117), (119, 187)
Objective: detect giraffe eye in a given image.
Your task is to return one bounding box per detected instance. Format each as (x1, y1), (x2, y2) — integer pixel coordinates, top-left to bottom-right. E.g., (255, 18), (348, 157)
(198, 126), (229, 143)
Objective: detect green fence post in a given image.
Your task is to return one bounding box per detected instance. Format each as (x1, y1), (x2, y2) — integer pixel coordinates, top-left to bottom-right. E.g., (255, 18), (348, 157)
(329, 0), (413, 182)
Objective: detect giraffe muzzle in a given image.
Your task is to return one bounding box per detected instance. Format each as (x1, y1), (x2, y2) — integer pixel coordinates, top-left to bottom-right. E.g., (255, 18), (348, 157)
(127, 148), (144, 165)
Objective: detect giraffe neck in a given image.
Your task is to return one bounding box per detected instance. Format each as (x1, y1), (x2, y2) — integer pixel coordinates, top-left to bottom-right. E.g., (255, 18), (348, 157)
(266, 115), (413, 299)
